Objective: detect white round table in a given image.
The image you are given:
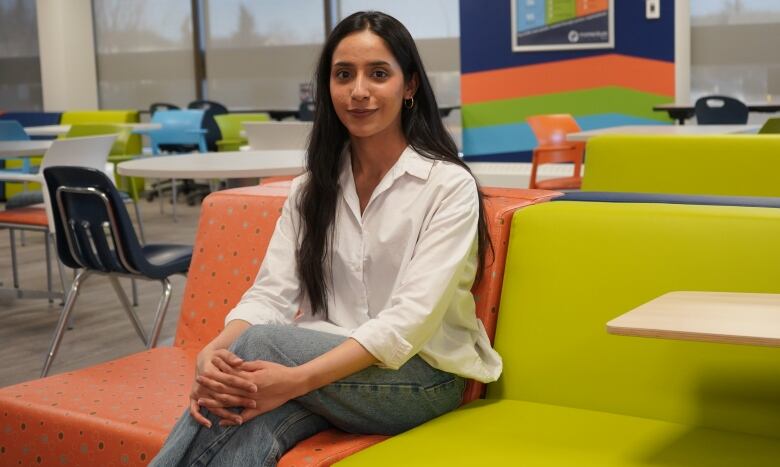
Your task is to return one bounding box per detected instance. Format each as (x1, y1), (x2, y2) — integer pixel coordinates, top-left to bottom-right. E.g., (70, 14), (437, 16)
(0, 141), (53, 159)
(116, 149), (306, 179)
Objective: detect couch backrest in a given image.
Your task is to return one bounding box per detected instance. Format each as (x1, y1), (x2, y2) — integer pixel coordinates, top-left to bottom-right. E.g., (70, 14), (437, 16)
(581, 134), (780, 197)
(174, 185), (289, 348)
(489, 200), (780, 439)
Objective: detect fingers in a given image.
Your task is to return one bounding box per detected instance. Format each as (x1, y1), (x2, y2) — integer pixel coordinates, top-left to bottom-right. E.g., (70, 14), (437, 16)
(189, 398), (212, 428)
(197, 392), (256, 409)
(197, 373), (257, 396)
(202, 362), (258, 394)
(211, 349), (244, 367)
(237, 360), (268, 372)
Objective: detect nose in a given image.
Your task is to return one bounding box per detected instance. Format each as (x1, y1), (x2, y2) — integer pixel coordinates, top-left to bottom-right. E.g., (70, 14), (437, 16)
(351, 74), (369, 100)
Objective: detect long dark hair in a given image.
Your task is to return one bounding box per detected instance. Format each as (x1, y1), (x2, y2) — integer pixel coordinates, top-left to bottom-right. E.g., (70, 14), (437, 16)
(298, 11), (492, 318)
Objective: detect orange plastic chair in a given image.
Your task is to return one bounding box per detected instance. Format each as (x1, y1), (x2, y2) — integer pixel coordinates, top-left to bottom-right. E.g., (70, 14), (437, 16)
(526, 114), (585, 190)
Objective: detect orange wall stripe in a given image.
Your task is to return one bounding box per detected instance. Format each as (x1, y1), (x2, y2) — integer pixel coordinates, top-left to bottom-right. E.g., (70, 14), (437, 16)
(462, 54), (674, 104)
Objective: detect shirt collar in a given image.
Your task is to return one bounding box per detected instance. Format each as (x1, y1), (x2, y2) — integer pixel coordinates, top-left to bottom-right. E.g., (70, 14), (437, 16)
(339, 145), (435, 187)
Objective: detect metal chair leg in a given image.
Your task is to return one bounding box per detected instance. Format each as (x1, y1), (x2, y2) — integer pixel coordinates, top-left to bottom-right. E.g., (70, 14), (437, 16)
(108, 276), (148, 347)
(148, 277), (173, 348)
(51, 233), (68, 306)
(158, 179), (164, 215)
(131, 278), (139, 307)
(171, 178), (178, 223)
(9, 229), (19, 289)
(44, 229), (53, 304)
(41, 270), (91, 377)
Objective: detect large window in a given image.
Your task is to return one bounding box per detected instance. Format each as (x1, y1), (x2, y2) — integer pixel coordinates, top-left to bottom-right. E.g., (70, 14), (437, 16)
(0, 0), (43, 111)
(203, 0), (325, 109)
(92, 0), (196, 110)
(89, 1), (461, 113)
(691, 0), (780, 107)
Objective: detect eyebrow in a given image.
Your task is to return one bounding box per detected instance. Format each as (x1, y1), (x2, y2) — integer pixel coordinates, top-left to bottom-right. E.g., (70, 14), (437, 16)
(333, 60), (392, 67)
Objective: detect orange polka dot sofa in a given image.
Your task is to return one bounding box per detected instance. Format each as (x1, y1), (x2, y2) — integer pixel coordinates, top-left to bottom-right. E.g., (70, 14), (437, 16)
(0, 183), (559, 466)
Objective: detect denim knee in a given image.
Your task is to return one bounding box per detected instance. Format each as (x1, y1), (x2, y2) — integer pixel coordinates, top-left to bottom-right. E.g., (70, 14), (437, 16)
(230, 324), (288, 361)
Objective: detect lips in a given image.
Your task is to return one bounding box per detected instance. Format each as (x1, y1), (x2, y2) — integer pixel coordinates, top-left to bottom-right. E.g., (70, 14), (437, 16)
(347, 108), (377, 118)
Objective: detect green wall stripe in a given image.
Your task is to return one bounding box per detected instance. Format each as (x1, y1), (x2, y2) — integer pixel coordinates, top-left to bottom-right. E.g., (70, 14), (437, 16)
(462, 86), (673, 128)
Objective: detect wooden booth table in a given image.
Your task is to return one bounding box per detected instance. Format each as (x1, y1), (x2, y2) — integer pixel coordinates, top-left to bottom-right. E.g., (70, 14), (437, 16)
(607, 291), (780, 347)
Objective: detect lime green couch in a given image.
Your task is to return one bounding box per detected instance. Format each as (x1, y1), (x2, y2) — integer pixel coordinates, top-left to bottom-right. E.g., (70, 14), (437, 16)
(339, 200), (780, 466)
(581, 134), (780, 197)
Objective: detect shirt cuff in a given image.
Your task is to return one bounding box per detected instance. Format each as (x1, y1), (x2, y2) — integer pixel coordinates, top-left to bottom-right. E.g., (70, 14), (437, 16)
(350, 319), (414, 370)
(224, 302), (291, 327)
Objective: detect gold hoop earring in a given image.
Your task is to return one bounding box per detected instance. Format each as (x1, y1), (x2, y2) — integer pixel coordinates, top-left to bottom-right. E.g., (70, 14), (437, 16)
(404, 97), (415, 109)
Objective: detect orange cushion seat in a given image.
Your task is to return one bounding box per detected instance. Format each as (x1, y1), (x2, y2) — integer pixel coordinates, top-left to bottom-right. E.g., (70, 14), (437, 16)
(0, 206), (48, 227)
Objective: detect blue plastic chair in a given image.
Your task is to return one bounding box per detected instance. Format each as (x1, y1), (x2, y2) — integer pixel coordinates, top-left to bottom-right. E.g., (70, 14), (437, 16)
(694, 95), (749, 124)
(143, 109), (208, 155)
(0, 120), (34, 174)
(41, 166), (193, 376)
(135, 110), (208, 219)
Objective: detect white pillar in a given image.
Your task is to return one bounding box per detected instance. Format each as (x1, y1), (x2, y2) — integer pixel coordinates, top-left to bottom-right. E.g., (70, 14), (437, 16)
(674, 0), (690, 104)
(36, 0), (99, 111)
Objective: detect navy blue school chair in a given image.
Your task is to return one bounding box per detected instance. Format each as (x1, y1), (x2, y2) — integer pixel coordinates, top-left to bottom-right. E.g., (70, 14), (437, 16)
(41, 166), (193, 377)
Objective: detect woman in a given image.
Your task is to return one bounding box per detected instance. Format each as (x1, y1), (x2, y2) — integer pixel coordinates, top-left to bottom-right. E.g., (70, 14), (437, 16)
(152, 11), (501, 466)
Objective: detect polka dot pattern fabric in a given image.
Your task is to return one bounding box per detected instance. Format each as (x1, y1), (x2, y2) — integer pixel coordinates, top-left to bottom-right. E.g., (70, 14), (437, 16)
(0, 184), (559, 466)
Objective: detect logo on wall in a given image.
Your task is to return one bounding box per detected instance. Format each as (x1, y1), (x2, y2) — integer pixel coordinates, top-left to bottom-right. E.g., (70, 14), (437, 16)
(512, 0), (615, 52)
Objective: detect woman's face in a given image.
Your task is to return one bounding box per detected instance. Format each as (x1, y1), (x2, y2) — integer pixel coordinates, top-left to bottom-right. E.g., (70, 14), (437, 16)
(330, 30), (416, 141)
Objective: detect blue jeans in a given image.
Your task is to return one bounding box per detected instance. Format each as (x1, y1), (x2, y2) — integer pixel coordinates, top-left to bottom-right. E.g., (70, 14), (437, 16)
(150, 324), (465, 466)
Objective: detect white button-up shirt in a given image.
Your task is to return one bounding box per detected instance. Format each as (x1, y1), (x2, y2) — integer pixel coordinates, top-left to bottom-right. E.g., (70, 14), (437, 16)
(225, 146), (502, 383)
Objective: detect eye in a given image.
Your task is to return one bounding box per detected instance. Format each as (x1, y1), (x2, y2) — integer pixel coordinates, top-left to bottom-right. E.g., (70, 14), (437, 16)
(334, 69), (351, 80)
(372, 69), (389, 79)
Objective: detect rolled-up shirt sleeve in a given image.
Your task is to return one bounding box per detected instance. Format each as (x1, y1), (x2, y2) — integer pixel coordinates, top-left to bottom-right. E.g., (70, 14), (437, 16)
(224, 178), (304, 326)
(350, 174), (479, 369)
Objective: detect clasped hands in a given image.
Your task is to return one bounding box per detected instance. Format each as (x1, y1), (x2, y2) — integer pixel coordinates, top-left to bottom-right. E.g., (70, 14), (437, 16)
(189, 348), (308, 428)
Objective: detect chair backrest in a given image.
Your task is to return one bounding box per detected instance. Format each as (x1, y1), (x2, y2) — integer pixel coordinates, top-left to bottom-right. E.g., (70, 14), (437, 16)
(64, 123), (141, 156)
(244, 121), (312, 150)
(0, 120), (32, 173)
(214, 113), (270, 141)
(491, 200), (780, 438)
(0, 111), (61, 129)
(150, 102), (180, 115)
(0, 120), (30, 141)
(60, 110), (139, 125)
(188, 100), (229, 151)
(758, 117), (780, 134)
(43, 166), (145, 274)
(149, 110), (207, 152)
(526, 114), (582, 147)
(38, 135), (116, 230)
(581, 134), (780, 197)
(694, 95), (749, 124)
(297, 101), (315, 121)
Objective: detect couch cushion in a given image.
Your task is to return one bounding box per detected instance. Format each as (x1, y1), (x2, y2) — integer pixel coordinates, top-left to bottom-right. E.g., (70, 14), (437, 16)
(0, 347), (197, 466)
(336, 399), (780, 466)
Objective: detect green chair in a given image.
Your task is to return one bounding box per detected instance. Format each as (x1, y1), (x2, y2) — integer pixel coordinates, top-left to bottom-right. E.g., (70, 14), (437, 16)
(60, 110), (139, 125)
(214, 113), (270, 152)
(758, 117), (780, 134)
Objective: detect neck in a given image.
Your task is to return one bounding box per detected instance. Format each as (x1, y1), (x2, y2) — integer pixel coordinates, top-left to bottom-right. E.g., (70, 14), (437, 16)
(349, 126), (407, 179)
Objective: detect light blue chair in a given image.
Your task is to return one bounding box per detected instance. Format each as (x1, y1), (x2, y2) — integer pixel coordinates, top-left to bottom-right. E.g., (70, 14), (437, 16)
(134, 110), (208, 220)
(0, 120), (34, 176)
(143, 109), (208, 155)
